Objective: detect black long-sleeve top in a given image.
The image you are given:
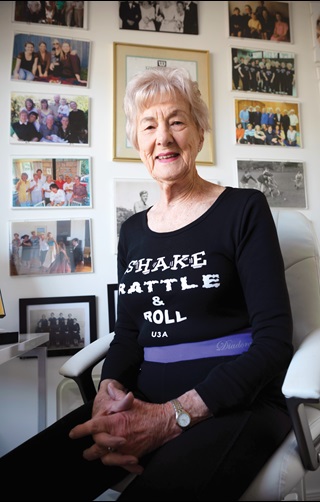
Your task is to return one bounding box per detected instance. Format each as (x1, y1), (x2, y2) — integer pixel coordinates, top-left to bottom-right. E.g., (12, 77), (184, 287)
(101, 187), (293, 416)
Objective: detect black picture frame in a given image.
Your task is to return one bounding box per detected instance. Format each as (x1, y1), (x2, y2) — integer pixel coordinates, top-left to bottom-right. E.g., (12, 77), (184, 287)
(19, 295), (97, 357)
(107, 284), (118, 332)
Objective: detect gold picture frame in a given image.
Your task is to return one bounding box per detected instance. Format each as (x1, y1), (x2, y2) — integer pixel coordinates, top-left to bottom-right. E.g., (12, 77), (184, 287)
(113, 42), (214, 165)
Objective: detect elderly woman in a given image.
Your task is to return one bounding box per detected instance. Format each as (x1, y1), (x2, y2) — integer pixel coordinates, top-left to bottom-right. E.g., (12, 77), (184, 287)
(0, 67), (293, 501)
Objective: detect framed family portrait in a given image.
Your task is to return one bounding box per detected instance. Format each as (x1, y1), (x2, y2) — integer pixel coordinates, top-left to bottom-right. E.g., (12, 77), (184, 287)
(113, 42), (214, 165)
(231, 47), (296, 97)
(19, 295), (96, 357)
(228, 1), (292, 42)
(114, 178), (160, 251)
(12, 1), (88, 29)
(310, 2), (320, 62)
(9, 218), (93, 277)
(235, 98), (302, 147)
(11, 32), (90, 87)
(237, 159), (307, 209)
(10, 91), (89, 145)
(118, 1), (199, 34)
(11, 156), (91, 209)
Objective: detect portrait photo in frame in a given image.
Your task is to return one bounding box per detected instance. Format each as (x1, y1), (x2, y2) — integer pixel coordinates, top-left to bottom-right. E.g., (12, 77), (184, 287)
(228, 1), (292, 42)
(113, 42), (214, 165)
(231, 47), (296, 97)
(19, 295), (96, 357)
(310, 1), (320, 62)
(118, 1), (199, 34)
(12, 1), (88, 29)
(107, 283), (119, 332)
(12, 156), (91, 209)
(235, 98), (301, 147)
(11, 32), (90, 87)
(9, 218), (93, 276)
(114, 178), (160, 252)
(10, 91), (89, 145)
(237, 159), (307, 209)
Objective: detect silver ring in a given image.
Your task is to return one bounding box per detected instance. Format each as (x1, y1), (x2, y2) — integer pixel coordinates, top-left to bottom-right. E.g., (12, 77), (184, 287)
(107, 447), (115, 453)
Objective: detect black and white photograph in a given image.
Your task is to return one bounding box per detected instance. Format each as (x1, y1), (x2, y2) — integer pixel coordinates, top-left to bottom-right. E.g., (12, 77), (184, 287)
(12, 157), (91, 208)
(114, 179), (160, 250)
(10, 218), (92, 276)
(237, 160), (307, 208)
(235, 98), (301, 147)
(11, 32), (90, 87)
(13, 1), (88, 29)
(19, 295), (97, 357)
(119, 1), (198, 34)
(231, 47), (296, 96)
(310, 1), (320, 62)
(10, 91), (89, 145)
(228, 1), (291, 42)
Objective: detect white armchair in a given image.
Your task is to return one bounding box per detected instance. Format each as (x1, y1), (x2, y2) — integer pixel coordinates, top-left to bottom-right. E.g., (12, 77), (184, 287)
(59, 209), (320, 501)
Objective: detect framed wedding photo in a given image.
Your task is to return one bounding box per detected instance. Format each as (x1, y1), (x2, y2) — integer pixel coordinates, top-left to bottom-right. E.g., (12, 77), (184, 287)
(228, 1), (292, 43)
(11, 32), (90, 87)
(11, 156), (91, 209)
(237, 159), (307, 209)
(9, 218), (93, 277)
(10, 91), (89, 145)
(231, 47), (296, 97)
(12, 1), (88, 29)
(19, 295), (97, 357)
(113, 42), (213, 165)
(118, 1), (199, 34)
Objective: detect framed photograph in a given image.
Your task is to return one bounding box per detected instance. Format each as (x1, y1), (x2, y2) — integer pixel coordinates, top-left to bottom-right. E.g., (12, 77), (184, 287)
(19, 295), (96, 357)
(12, 156), (91, 209)
(9, 218), (93, 276)
(234, 98), (302, 147)
(237, 160), (307, 208)
(118, 1), (199, 34)
(11, 32), (90, 87)
(310, 2), (320, 61)
(10, 91), (89, 145)
(231, 47), (296, 97)
(113, 42), (214, 165)
(228, 1), (292, 42)
(12, 1), (88, 29)
(107, 284), (119, 332)
(114, 178), (160, 251)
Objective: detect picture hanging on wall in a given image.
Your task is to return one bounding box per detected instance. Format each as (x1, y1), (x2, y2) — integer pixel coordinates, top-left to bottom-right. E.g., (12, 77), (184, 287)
(228, 1), (291, 42)
(234, 98), (301, 147)
(114, 178), (160, 252)
(310, 1), (320, 62)
(118, 1), (199, 34)
(11, 32), (90, 87)
(231, 47), (296, 97)
(113, 42), (213, 164)
(19, 295), (96, 357)
(9, 217), (93, 277)
(10, 91), (89, 145)
(12, 1), (88, 29)
(11, 156), (91, 209)
(237, 159), (307, 209)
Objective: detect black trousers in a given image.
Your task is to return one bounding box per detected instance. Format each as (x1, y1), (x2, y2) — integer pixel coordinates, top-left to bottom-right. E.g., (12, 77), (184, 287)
(0, 400), (292, 501)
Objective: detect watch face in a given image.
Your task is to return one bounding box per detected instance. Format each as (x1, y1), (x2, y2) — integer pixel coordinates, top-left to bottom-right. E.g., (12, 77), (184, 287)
(178, 412), (191, 428)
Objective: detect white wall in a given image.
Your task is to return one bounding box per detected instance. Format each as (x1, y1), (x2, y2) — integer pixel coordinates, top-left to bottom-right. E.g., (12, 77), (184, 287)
(0, 0), (320, 492)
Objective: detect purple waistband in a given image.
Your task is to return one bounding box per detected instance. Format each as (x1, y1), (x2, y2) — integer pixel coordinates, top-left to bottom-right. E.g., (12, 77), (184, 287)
(144, 331), (252, 363)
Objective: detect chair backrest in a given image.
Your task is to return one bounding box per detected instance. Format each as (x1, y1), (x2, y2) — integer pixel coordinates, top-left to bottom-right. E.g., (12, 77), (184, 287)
(271, 209), (320, 351)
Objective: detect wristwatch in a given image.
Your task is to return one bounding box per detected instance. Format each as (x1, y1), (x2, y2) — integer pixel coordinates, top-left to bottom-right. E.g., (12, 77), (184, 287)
(170, 399), (191, 429)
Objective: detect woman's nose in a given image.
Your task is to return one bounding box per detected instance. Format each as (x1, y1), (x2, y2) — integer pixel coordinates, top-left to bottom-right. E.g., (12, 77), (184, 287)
(156, 125), (173, 145)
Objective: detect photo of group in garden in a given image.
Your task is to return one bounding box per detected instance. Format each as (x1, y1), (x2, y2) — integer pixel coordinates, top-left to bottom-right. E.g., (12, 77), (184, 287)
(13, 1), (87, 29)
(231, 47), (296, 96)
(11, 33), (89, 87)
(10, 91), (89, 144)
(235, 99), (301, 147)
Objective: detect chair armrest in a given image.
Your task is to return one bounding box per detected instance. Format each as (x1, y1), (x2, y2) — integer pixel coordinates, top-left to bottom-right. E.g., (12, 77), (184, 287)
(59, 332), (115, 403)
(282, 328), (320, 471)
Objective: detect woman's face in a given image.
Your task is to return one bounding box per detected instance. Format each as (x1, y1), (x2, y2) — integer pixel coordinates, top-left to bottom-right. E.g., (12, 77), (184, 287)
(62, 43), (70, 54)
(136, 94), (203, 184)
